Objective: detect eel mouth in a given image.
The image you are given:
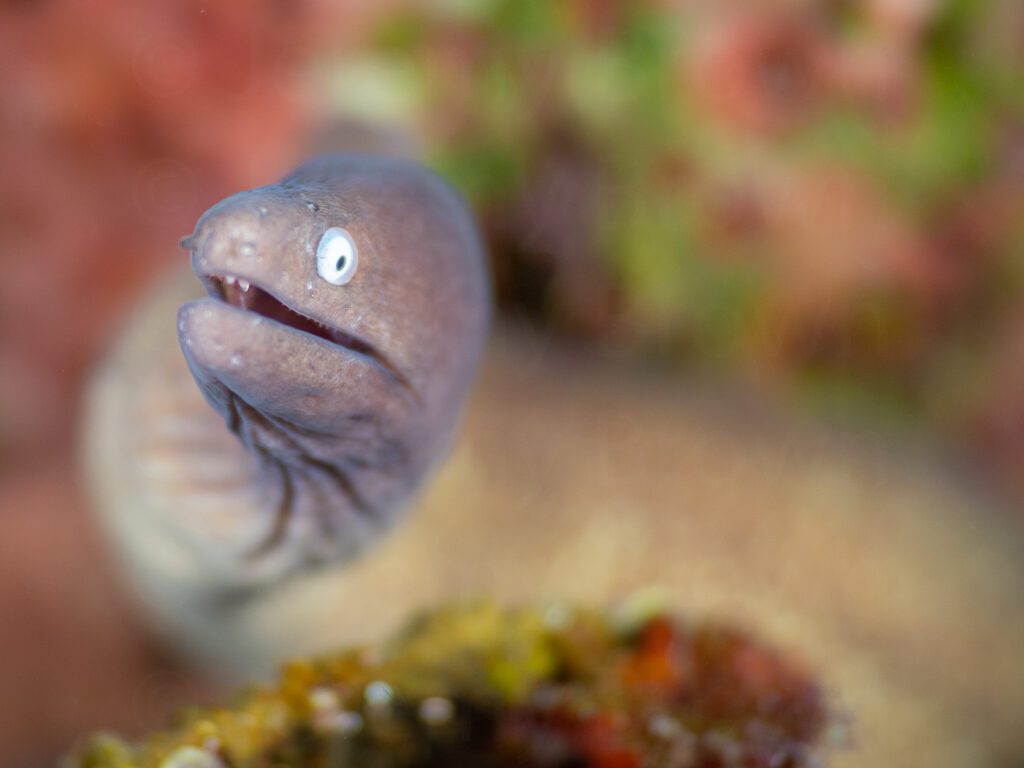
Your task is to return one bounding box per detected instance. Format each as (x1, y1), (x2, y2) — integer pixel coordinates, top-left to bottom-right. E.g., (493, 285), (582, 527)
(207, 274), (414, 393)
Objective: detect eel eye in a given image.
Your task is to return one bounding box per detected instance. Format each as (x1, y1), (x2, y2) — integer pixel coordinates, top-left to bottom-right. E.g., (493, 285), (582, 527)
(316, 227), (358, 285)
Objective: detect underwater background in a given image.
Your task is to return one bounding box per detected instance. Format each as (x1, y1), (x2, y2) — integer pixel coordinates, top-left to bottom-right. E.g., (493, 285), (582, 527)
(1, 1), (1023, 766)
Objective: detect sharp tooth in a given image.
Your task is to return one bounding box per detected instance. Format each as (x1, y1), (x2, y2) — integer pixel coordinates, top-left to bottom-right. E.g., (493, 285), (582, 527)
(240, 280), (250, 292)
(225, 276), (236, 285)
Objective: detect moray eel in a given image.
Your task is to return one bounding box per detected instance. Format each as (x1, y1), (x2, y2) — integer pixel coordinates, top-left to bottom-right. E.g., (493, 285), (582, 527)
(85, 155), (489, 656)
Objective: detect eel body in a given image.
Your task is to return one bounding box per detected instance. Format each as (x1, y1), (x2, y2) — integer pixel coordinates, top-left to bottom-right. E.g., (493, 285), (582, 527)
(85, 154), (489, 655)
(84, 155), (1024, 767)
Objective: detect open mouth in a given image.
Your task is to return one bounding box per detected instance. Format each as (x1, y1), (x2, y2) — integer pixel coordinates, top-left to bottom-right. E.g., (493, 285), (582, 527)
(207, 274), (414, 392)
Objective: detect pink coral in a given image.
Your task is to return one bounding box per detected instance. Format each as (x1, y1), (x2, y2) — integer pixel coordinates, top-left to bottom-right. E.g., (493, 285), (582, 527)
(686, 9), (831, 136)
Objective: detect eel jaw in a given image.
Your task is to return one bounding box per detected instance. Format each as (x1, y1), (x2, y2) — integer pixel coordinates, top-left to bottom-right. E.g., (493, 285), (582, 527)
(208, 273), (357, 350)
(204, 273), (414, 393)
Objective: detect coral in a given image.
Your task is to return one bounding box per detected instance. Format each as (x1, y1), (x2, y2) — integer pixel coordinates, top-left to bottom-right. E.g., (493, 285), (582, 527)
(67, 603), (828, 768)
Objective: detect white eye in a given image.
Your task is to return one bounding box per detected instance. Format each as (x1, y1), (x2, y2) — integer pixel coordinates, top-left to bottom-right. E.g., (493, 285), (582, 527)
(316, 227), (358, 285)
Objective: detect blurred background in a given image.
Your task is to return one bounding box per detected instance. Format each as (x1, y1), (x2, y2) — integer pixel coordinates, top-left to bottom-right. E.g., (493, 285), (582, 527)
(1, 0), (1023, 765)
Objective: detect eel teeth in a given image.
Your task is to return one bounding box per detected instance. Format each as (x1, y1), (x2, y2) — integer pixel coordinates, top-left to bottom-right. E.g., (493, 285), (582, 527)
(240, 280), (250, 292)
(225, 276), (236, 285)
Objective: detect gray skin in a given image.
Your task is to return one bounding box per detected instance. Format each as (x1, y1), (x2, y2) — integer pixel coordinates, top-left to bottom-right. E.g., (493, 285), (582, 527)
(177, 155), (489, 576)
(85, 154), (489, 659)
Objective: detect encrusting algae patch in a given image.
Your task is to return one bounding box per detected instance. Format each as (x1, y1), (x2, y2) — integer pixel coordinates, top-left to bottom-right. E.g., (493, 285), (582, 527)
(67, 602), (829, 768)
